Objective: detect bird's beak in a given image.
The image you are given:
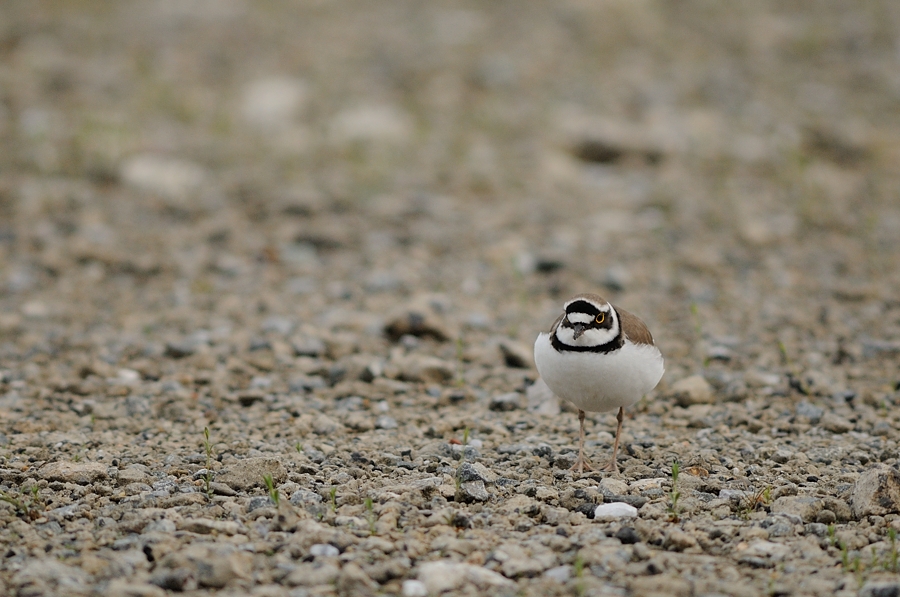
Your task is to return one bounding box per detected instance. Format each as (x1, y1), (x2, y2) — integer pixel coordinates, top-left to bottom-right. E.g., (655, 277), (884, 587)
(572, 323), (585, 339)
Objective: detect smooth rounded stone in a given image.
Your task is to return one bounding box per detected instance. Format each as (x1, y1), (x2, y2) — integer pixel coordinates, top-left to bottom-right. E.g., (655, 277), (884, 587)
(120, 155), (206, 199)
(815, 509), (837, 524)
(823, 497), (852, 522)
(312, 414), (343, 435)
(526, 378), (560, 416)
(150, 568), (197, 592)
(309, 543), (340, 558)
(771, 496), (824, 522)
(216, 457), (287, 491)
(668, 375), (715, 406)
(820, 412), (853, 433)
(417, 561), (514, 594)
(402, 579), (428, 597)
(157, 544), (252, 589)
(38, 461), (108, 485)
(240, 76), (308, 129)
(594, 502), (638, 520)
(852, 465), (900, 518)
(490, 391), (523, 411)
(336, 563), (378, 596)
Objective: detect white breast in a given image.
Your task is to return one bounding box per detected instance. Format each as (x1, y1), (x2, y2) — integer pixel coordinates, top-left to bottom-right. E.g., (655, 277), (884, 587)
(533, 333), (664, 413)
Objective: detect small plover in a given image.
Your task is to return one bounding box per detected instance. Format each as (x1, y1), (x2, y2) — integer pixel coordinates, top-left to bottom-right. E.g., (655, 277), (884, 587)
(534, 293), (664, 473)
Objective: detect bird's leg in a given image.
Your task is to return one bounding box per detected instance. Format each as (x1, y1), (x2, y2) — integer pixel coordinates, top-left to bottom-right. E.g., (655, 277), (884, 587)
(570, 409), (594, 473)
(601, 407), (624, 473)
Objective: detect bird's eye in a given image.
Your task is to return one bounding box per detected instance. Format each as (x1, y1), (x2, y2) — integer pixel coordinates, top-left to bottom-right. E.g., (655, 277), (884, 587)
(595, 313), (605, 324)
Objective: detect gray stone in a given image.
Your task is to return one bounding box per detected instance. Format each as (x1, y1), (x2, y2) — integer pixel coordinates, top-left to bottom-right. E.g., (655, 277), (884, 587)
(490, 392), (523, 411)
(771, 496), (824, 522)
(456, 461), (497, 483)
(14, 558), (91, 596)
(736, 540), (789, 567)
(859, 581), (900, 597)
(795, 400), (824, 423)
(417, 561), (514, 594)
(852, 465), (900, 518)
(820, 412), (853, 433)
(457, 480), (490, 502)
(39, 461), (109, 485)
(290, 489), (323, 506)
(156, 544), (251, 589)
(216, 457), (287, 492)
(527, 378), (560, 416)
(668, 375), (715, 406)
(543, 565), (572, 582)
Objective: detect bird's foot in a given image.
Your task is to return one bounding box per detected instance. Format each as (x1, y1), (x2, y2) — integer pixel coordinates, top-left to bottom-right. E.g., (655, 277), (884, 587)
(569, 455), (594, 474)
(600, 458), (619, 474)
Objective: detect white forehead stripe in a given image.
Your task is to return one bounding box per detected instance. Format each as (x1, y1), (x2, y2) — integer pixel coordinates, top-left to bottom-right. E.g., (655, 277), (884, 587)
(567, 313), (594, 324)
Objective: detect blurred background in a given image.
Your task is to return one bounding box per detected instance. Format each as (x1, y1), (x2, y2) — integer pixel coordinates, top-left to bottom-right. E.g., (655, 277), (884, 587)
(0, 0), (898, 386)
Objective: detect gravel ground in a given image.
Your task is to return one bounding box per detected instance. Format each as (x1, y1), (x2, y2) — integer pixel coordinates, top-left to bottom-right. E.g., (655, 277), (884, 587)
(2, 2), (900, 596)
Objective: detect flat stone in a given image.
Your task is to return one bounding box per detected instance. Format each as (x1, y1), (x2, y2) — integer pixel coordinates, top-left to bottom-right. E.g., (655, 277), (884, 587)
(820, 412), (853, 433)
(176, 518), (243, 535)
(490, 392), (523, 411)
(215, 457), (287, 492)
(156, 544), (251, 589)
(38, 461), (109, 485)
(417, 561), (514, 594)
(770, 496), (824, 522)
(852, 465), (900, 518)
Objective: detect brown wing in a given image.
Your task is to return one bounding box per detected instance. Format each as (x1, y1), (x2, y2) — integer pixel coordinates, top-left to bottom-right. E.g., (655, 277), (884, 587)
(548, 312), (565, 334)
(614, 305), (655, 346)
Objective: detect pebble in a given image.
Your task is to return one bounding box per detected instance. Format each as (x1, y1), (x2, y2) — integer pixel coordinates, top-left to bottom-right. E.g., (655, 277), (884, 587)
(526, 378), (560, 416)
(216, 457), (287, 491)
(736, 540), (789, 567)
(490, 392), (523, 411)
(417, 561), (514, 593)
(820, 412), (853, 433)
(38, 461), (109, 485)
(240, 76), (308, 129)
(668, 375), (715, 406)
(771, 496), (824, 522)
(309, 543), (340, 557)
(852, 465), (900, 518)
(594, 502), (638, 520)
(402, 579), (428, 597)
(120, 155), (205, 199)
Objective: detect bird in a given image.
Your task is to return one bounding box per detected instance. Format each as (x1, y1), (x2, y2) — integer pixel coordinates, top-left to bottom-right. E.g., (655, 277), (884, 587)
(534, 293), (664, 473)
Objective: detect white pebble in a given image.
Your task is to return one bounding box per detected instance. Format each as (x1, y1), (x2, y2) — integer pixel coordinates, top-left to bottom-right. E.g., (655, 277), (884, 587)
(594, 502), (638, 520)
(402, 579), (428, 597)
